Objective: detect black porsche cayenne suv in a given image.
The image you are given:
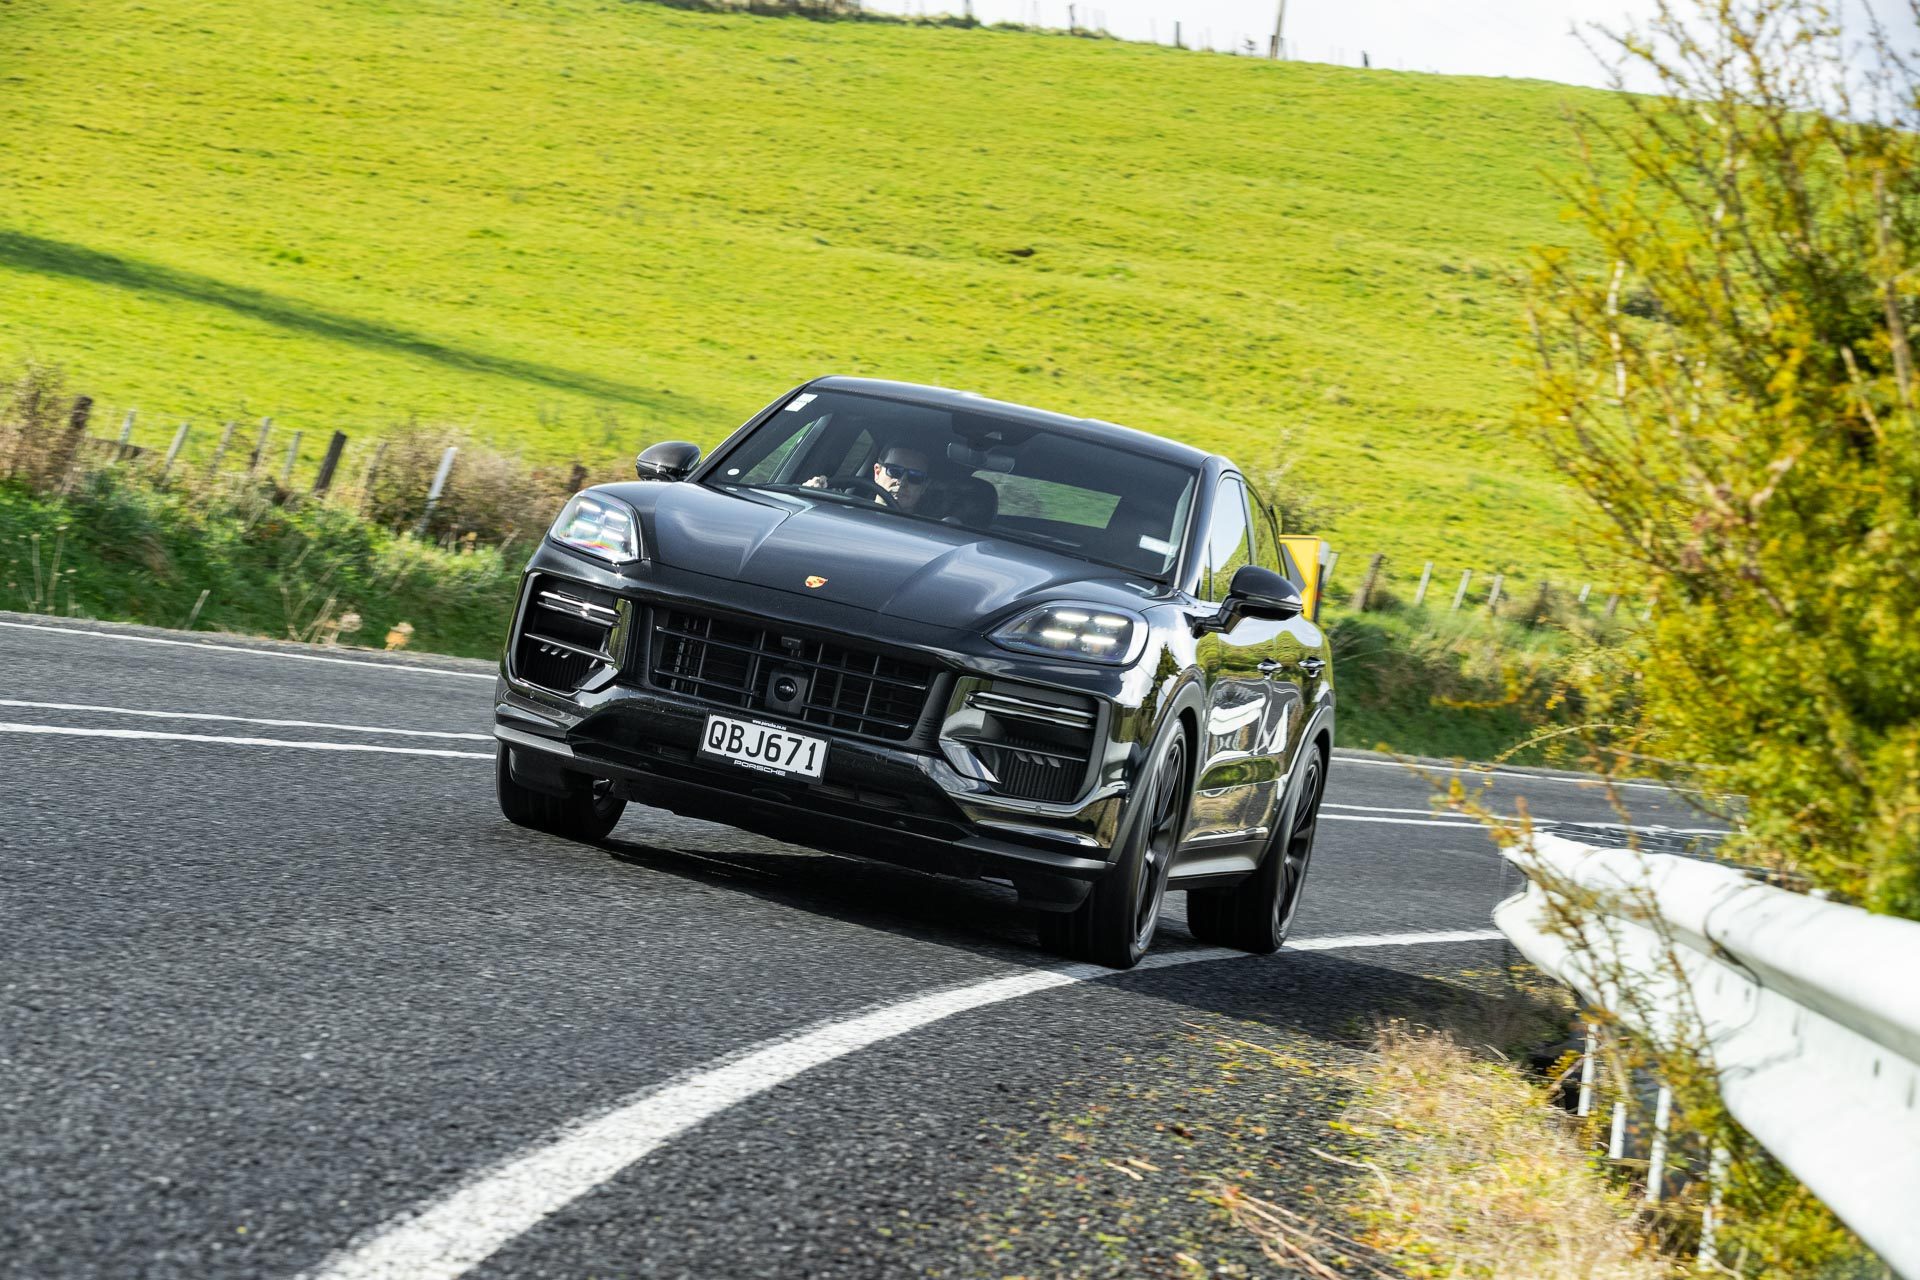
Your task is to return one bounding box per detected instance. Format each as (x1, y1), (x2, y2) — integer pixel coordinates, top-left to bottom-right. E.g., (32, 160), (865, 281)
(493, 378), (1333, 968)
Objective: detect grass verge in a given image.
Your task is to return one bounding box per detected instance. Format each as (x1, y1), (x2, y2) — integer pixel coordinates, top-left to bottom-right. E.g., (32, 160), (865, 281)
(1333, 1024), (1667, 1280)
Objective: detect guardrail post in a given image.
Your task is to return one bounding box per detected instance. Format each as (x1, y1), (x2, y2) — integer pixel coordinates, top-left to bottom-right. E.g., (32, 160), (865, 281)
(312, 430), (348, 496)
(1577, 1023), (1598, 1117)
(1698, 1143), (1730, 1267)
(1412, 560), (1433, 606)
(414, 446), (458, 538)
(160, 423), (190, 479)
(1646, 1083), (1672, 1204)
(1451, 569), (1472, 611)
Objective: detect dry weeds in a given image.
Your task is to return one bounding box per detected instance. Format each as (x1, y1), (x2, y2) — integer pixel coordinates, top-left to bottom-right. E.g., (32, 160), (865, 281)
(1333, 1024), (1668, 1280)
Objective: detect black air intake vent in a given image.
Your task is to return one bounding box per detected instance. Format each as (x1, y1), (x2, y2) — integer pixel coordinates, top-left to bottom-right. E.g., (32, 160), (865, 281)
(514, 578), (625, 693)
(648, 607), (935, 743)
(947, 684), (1100, 804)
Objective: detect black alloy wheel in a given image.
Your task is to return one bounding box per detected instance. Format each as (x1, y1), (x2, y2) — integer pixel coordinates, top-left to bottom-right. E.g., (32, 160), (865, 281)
(1187, 747), (1325, 953)
(495, 746), (627, 843)
(1038, 731), (1191, 969)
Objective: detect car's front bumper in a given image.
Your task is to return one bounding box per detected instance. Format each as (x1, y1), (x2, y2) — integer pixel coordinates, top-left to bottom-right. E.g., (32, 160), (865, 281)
(492, 551), (1167, 909)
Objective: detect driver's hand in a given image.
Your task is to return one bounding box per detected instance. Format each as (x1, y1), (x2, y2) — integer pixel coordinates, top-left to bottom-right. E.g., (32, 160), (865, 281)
(802, 475), (829, 489)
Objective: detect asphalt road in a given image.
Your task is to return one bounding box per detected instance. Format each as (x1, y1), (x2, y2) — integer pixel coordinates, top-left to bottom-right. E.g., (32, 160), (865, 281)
(0, 613), (1725, 1279)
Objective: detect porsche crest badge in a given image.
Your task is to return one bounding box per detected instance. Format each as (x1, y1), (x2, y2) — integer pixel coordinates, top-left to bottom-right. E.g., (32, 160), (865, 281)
(804, 575), (828, 589)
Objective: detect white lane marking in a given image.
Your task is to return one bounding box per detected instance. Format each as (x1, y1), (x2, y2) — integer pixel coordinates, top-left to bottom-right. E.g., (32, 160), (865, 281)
(1333, 753), (1687, 794)
(1320, 813), (1494, 829)
(1319, 806), (1729, 837)
(0, 699), (488, 741)
(303, 928), (1504, 1280)
(0, 619), (494, 682)
(1292, 928), (1504, 951)
(0, 722), (491, 760)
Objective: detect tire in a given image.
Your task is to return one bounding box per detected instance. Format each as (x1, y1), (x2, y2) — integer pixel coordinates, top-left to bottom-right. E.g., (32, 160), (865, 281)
(495, 745), (627, 843)
(1037, 730), (1191, 969)
(1187, 747), (1324, 954)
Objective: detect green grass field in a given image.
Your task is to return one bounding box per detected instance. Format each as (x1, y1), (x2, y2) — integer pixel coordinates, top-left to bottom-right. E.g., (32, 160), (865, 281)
(1, 0), (1615, 583)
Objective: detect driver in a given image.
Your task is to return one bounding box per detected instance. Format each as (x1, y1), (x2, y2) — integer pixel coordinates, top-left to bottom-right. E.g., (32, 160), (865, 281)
(803, 443), (933, 513)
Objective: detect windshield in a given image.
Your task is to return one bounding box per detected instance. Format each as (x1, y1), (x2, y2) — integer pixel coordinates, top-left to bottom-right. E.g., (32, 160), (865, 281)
(705, 390), (1199, 579)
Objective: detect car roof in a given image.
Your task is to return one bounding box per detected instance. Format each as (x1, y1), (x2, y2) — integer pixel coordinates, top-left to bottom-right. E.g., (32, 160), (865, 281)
(807, 376), (1219, 471)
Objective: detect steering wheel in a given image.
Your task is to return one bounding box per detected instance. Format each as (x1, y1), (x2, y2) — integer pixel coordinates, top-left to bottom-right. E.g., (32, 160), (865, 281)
(826, 476), (898, 507)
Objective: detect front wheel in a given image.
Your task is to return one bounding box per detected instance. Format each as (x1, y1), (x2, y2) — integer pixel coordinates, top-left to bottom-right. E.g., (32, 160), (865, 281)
(495, 746), (627, 843)
(1187, 747), (1324, 953)
(1037, 730), (1191, 969)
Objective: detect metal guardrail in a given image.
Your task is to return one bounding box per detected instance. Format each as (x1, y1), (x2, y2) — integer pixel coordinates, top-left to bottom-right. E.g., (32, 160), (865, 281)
(1495, 833), (1920, 1276)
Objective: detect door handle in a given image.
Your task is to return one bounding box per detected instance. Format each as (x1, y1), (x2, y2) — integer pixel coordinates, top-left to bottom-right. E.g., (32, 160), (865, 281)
(1296, 657), (1326, 677)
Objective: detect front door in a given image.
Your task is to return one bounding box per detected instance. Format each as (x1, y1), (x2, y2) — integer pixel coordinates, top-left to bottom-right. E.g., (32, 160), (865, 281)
(1183, 475), (1290, 852)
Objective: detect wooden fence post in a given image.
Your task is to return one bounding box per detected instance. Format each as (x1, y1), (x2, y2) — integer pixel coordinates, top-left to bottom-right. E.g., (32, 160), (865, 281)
(1486, 573), (1505, 613)
(357, 440), (387, 513)
(115, 409), (136, 462)
(312, 430), (348, 495)
(1322, 548), (1340, 584)
(1528, 579), (1551, 626)
(279, 431), (301, 486)
(1604, 592), (1621, 618)
(247, 417), (272, 473)
(161, 423), (190, 479)
(567, 462), (588, 494)
(1353, 552), (1384, 611)
(1577, 582), (1592, 607)
(209, 421), (237, 473)
(1451, 569), (1472, 612)
(1412, 560), (1433, 606)
(52, 394), (93, 494)
(414, 446), (458, 537)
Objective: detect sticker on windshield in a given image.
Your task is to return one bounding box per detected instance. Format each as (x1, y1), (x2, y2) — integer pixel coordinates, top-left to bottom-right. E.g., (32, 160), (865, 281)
(1138, 535), (1172, 555)
(784, 393), (818, 412)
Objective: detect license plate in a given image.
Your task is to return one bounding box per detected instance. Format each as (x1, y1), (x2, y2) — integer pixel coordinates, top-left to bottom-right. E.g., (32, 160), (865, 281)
(698, 714), (828, 780)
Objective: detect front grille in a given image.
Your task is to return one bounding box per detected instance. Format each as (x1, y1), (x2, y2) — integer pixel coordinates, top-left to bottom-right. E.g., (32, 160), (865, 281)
(647, 607), (935, 742)
(514, 577), (625, 693)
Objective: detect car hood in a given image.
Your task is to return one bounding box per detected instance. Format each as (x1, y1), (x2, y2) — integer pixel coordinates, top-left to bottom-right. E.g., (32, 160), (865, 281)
(638, 482), (1160, 626)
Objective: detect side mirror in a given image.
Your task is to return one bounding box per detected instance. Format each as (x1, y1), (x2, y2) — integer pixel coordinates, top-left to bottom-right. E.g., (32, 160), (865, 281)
(1199, 565), (1303, 634)
(635, 440), (701, 481)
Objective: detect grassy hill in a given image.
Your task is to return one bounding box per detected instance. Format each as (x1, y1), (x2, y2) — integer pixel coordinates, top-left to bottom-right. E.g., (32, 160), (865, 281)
(1, 0), (1616, 583)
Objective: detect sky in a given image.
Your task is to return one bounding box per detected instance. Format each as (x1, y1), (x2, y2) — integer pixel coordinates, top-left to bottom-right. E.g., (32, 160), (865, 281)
(858, 0), (1913, 88)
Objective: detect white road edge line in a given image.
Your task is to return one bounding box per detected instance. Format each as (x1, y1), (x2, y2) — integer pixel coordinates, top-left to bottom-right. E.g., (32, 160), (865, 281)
(301, 929), (1505, 1280)
(0, 619), (495, 681)
(0, 700), (489, 741)
(0, 722), (492, 760)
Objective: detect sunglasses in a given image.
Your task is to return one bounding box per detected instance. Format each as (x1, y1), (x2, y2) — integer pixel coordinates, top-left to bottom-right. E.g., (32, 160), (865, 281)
(877, 461), (930, 485)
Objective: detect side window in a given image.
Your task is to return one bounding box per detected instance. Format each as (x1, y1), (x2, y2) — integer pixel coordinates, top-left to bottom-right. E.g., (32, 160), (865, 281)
(1203, 475), (1254, 602)
(818, 428), (875, 480)
(731, 412), (828, 485)
(1276, 541), (1303, 588)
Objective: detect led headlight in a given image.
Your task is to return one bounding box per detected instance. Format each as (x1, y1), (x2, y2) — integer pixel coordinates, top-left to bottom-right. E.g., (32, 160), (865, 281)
(990, 604), (1144, 665)
(549, 492), (643, 564)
